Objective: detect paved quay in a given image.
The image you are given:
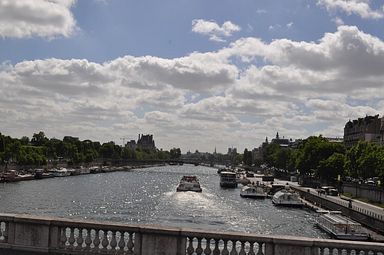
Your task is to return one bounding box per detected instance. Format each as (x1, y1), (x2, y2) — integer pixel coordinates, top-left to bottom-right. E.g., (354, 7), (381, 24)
(246, 175), (384, 241)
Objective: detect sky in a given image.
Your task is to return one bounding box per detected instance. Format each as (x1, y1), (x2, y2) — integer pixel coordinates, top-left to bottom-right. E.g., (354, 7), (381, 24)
(1, 0), (384, 153)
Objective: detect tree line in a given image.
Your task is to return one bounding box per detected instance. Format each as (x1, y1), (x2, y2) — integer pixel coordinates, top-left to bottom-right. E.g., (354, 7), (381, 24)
(0, 131), (181, 167)
(261, 136), (384, 185)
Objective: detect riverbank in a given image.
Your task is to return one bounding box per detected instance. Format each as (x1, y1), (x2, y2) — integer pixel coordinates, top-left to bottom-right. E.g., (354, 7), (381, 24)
(0, 162), (166, 183)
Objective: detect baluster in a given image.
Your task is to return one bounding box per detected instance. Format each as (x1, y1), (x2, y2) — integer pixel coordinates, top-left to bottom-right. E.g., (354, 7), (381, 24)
(230, 241), (238, 255)
(187, 237), (194, 255)
(110, 231), (117, 251)
(76, 228), (83, 250)
(0, 222), (3, 241)
(222, 239), (229, 255)
(196, 237), (203, 255)
(213, 239), (220, 255)
(256, 242), (264, 255)
(59, 227), (68, 248)
(84, 229), (92, 250)
(117, 231), (126, 254)
(239, 241), (246, 255)
(3, 222), (8, 243)
(93, 229), (101, 251)
(127, 232), (134, 254)
(332, 248), (340, 255)
(68, 228), (76, 249)
(204, 238), (212, 255)
(248, 241), (256, 255)
(318, 247), (324, 255)
(101, 230), (109, 251)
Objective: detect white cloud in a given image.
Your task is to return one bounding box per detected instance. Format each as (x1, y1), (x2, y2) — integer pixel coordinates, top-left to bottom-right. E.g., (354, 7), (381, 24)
(2, 26), (384, 151)
(0, 0), (77, 38)
(286, 22), (294, 28)
(332, 16), (345, 26)
(317, 0), (384, 19)
(192, 19), (241, 42)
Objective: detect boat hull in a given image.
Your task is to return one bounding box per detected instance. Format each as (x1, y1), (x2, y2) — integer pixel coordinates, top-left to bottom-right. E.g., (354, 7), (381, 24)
(176, 188), (202, 192)
(316, 223), (369, 241)
(240, 194), (267, 199)
(272, 200), (304, 207)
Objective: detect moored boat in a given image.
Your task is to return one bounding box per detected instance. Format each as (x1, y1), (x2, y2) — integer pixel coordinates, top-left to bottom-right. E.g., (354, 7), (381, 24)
(50, 168), (71, 177)
(240, 184), (267, 199)
(176, 176), (202, 192)
(316, 211), (370, 241)
(272, 189), (304, 207)
(220, 171), (238, 188)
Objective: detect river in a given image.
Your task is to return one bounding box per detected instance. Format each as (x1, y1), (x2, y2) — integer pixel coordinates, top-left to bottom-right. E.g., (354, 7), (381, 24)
(0, 165), (328, 238)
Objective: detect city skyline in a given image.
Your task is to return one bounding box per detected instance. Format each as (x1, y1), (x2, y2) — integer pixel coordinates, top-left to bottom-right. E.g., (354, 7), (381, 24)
(1, 0), (384, 153)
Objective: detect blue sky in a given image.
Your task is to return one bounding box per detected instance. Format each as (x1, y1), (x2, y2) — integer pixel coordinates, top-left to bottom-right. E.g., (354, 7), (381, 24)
(1, 0), (384, 153)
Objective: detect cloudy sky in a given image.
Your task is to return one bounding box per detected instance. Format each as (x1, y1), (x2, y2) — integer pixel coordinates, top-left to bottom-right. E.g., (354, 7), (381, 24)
(1, 0), (384, 153)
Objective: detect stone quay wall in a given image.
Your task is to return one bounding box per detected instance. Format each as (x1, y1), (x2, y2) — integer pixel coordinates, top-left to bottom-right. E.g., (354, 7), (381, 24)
(343, 183), (384, 203)
(0, 213), (383, 255)
(293, 186), (384, 235)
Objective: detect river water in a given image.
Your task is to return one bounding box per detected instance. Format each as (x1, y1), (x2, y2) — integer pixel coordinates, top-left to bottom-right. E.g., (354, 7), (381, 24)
(0, 165), (328, 238)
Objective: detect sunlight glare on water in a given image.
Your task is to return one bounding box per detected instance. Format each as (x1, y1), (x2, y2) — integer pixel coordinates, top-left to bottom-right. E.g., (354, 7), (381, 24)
(0, 164), (328, 238)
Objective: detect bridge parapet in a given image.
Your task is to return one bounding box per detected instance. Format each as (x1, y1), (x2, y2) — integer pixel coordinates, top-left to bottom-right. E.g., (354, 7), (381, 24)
(0, 213), (383, 255)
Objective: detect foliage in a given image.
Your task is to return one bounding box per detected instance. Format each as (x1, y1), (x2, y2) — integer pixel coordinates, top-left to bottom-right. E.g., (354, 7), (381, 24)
(295, 136), (345, 176)
(0, 131), (175, 167)
(345, 141), (384, 180)
(170, 148), (181, 159)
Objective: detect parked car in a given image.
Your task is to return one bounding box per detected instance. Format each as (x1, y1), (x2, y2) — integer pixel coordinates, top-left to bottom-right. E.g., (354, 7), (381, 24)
(320, 186), (338, 196)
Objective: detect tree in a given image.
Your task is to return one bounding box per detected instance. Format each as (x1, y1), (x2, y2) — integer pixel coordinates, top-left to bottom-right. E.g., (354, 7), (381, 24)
(345, 141), (384, 179)
(317, 153), (346, 183)
(31, 131), (48, 147)
(295, 136), (345, 176)
(170, 148), (181, 159)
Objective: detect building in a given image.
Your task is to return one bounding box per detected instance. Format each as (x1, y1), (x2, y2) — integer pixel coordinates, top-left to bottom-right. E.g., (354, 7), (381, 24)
(344, 115), (384, 148)
(126, 140), (137, 150)
(137, 134), (156, 150)
(271, 132), (292, 148)
(227, 147), (237, 156)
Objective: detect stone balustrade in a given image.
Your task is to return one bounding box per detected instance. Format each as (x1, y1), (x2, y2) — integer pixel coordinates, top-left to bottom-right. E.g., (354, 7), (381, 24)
(0, 213), (383, 255)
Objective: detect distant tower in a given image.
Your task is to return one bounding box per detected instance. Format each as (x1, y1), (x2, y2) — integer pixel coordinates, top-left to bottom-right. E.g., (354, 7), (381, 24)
(276, 132), (279, 139)
(265, 137), (268, 143)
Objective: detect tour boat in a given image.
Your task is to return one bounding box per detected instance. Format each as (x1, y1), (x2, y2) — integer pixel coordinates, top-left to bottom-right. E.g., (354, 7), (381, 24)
(240, 184), (267, 199)
(316, 211), (370, 241)
(219, 171), (238, 188)
(272, 189), (304, 207)
(176, 176), (202, 192)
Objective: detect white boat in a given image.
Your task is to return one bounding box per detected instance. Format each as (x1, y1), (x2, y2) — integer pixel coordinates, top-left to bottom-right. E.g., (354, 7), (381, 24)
(316, 211), (370, 241)
(272, 189), (304, 207)
(240, 185), (267, 199)
(220, 171), (238, 188)
(176, 176), (202, 192)
(50, 168), (71, 177)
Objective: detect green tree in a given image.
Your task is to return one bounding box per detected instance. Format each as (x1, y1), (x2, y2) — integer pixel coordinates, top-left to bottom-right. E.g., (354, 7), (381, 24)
(31, 131), (48, 147)
(317, 153), (346, 182)
(170, 148), (181, 159)
(296, 136), (345, 176)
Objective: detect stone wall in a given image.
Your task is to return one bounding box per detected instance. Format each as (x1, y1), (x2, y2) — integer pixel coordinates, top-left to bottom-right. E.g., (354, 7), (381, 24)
(294, 187), (384, 234)
(343, 183), (384, 203)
